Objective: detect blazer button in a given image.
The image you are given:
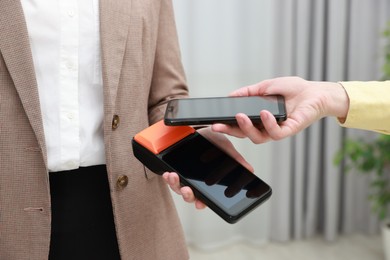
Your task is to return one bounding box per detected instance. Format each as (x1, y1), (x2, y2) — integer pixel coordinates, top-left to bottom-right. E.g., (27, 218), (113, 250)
(112, 115), (120, 129)
(117, 175), (128, 188)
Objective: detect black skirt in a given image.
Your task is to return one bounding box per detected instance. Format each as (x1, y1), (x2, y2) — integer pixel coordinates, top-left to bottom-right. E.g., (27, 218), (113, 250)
(48, 165), (121, 260)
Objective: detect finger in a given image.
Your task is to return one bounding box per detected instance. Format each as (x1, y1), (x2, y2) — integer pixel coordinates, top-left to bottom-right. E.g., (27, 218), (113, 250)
(180, 186), (196, 203)
(260, 110), (288, 140)
(229, 86), (251, 97)
(180, 187), (207, 210)
(235, 113), (271, 144)
(162, 172), (170, 185)
(211, 123), (247, 139)
(230, 80), (272, 97)
(163, 172), (182, 195)
(195, 200), (207, 210)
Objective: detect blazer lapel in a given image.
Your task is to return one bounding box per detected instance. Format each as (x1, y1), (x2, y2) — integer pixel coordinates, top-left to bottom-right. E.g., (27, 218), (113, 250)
(0, 0), (47, 167)
(100, 0), (132, 111)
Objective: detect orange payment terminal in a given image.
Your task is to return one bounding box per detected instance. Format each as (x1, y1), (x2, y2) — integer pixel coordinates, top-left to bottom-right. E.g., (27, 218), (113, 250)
(132, 120), (272, 224)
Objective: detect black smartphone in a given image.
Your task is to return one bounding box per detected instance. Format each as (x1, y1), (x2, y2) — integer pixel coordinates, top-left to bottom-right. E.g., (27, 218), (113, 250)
(164, 95), (287, 126)
(160, 133), (272, 223)
(132, 122), (272, 223)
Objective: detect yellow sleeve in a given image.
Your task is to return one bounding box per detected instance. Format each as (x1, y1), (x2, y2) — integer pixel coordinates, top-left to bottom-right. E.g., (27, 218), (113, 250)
(338, 81), (390, 134)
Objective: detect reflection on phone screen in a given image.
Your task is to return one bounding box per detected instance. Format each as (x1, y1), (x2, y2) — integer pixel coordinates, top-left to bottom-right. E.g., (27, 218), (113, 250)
(162, 135), (270, 215)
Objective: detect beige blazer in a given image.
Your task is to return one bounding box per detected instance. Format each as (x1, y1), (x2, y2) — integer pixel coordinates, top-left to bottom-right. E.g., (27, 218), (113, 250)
(0, 0), (189, 259)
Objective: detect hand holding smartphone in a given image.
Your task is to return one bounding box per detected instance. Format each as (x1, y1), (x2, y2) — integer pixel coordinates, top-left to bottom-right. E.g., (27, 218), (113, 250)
(164, 95), (287, 126)
(132, 121), (272, 223)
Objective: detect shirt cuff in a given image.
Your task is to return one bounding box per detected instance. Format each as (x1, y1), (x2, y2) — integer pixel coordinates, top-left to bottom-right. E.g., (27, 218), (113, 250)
(337, 81), (390, 134)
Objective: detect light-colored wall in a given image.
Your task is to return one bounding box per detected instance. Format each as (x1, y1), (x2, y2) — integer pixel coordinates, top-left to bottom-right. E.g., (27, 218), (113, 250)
(172, 0), (275, 247)
(173, 0), (274, 96)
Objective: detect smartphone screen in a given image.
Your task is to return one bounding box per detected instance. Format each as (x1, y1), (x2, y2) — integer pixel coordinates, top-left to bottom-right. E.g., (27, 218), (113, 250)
(164, 95), (286, 126)
(161, 134), (272, 222)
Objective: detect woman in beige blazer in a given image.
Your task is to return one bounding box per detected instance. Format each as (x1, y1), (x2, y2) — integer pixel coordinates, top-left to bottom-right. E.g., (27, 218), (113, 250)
(0, 0), (249, 259)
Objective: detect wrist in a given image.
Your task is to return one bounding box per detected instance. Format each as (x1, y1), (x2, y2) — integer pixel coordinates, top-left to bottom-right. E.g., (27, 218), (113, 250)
(326, 82), (349, 121)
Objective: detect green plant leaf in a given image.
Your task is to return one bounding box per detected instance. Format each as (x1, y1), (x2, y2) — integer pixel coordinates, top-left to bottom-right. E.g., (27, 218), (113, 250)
(333, 21), (390, 220)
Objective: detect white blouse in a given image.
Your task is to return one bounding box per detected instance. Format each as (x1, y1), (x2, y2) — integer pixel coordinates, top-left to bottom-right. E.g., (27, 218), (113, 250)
(21, 0), (106, 172)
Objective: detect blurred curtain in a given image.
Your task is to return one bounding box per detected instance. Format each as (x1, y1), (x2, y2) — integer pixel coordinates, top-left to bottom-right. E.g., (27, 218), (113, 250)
(172, 0), (390, 249)
(270, 0), (390, 242)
